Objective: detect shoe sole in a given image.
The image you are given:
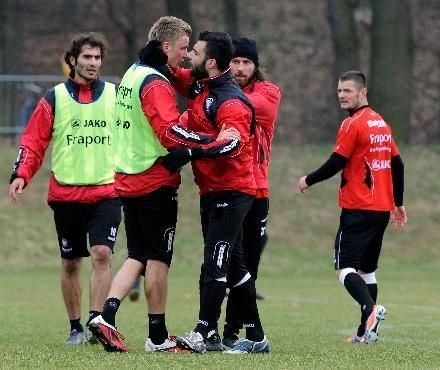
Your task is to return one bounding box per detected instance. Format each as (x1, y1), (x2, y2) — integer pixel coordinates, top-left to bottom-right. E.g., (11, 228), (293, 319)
(364, 306), (387, 344)
(89, 324), (129, 352)
(206, 344), (226, 351)
(224, 346), (270, 354)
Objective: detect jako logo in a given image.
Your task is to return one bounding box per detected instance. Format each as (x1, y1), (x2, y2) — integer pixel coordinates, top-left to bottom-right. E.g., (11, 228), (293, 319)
(243, 323), (255, 328)
(371, 159), (390, 171)
(197, 319), (209, 327)
(71, 119), (81, 129)
(216, 202), (228, 208)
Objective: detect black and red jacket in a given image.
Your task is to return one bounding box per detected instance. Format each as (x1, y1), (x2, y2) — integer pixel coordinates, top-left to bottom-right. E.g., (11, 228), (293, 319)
(243, 81), (281, 198)
(10, 75), (118, 203)
(170, 67), (256, 196)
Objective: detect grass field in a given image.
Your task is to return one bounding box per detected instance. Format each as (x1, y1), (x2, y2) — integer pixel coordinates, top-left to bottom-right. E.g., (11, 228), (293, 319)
(1, 142), (439, 369)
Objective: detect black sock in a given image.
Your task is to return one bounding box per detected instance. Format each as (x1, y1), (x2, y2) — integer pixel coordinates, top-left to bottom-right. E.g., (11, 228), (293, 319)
(196, 280), (226, 338)
(101, 298), (120, 327)
(343, 273), (375, 320)
(357, 283), (378, 336)
(231, 279), (264, 342)
(70, 318), (83, 332)
(86, 310), (101, 327)
(148, 314), (168, 345)
(198, 264), (205, 320)
(367, 283), (378, 302)
(223, 288), (242, 339)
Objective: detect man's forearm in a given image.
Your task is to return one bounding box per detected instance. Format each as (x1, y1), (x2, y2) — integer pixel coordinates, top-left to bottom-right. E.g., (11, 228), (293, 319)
(305, 152), (347, 186)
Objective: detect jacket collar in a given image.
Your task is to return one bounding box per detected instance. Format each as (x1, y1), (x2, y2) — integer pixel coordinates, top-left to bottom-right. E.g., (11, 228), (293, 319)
(349, 104), (369, 116)
(200, 68), (233, 88)
(67, 71), (99, 91)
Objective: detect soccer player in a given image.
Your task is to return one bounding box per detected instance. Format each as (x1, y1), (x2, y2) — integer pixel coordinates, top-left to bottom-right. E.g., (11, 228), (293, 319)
(298, 70), (407, 343)
(165, 31), (270, 354)
(89, 18), (240, 353)
(221, 37), (281, 348)
(9, 33), (121, 345)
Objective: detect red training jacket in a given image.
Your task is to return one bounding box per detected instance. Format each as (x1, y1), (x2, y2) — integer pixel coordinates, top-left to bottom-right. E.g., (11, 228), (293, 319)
(243, 81), (281, 198)
(169, 67), (256, 196)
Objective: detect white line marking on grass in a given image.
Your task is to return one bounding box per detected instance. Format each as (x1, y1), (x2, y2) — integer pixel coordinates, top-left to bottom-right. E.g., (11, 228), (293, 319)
(265, 296), (440, 312)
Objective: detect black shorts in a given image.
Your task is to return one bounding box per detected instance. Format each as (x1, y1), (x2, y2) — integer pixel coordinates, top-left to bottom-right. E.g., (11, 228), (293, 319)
(49, 198), (122, 259)
(242, 197), (269, 280)
(334, 209), (390, 272)
(200, 191), (254, 286)
(121, 187), (178, 267)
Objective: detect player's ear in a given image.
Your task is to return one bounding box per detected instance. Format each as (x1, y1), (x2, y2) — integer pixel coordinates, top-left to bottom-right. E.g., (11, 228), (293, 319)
(361, 87), (367, 97)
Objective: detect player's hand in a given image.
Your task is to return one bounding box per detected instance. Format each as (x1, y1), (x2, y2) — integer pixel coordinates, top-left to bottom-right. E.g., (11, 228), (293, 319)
(391, 206), (407, 230)
(298, 176), (309, 193)
(161, 148), (193, 174)
(9, 177), (25, 204)
(216, 123), (240, 142)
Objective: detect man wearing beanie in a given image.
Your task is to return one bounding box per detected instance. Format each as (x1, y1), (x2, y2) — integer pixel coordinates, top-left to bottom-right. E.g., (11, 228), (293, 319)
(222, 36), (282, 349)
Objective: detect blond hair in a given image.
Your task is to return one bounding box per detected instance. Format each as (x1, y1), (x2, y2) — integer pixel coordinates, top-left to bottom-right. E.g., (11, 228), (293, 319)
(148, 16), (192, 43)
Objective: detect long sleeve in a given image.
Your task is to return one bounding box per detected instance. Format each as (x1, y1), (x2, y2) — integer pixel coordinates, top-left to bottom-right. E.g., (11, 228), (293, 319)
(11, 96), (54, 186)
(140, 76), (215, 148)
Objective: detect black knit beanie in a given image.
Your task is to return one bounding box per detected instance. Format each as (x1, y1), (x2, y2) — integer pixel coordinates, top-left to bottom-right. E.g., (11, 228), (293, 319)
(232, 37), (259, 67)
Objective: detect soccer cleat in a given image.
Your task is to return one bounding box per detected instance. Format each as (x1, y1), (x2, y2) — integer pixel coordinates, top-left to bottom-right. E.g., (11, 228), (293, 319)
(129, 278), (141, 302)
(222, 333), (241, 349)
(65, 329), (84, 345)
(205, 331), (225, 351)
(84, 326), (99, 345)
(176, 331), (206, 354)
(364, 304), (387, 344)
(89, 315), (129, 352)
(223, 335), (270, 354)
(145, 335), (188, 352)
(345, 333), (365, 344)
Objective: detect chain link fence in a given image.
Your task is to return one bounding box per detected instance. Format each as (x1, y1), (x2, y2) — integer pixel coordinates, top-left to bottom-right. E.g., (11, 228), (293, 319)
(0, 75), (119, 141)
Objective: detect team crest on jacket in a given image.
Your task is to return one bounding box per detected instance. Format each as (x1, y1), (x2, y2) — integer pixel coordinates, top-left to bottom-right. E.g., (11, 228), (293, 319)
(205, 97), (214, 111)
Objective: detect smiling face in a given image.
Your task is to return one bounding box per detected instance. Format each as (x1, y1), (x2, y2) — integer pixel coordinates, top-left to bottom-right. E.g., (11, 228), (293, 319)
(70, 44), (102, 84)
(337, 79), (367, 111)
(230, 57), (256, 88)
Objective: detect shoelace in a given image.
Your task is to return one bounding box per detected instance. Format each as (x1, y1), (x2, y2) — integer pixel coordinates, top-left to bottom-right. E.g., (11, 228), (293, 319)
(186, 331), (203, 343)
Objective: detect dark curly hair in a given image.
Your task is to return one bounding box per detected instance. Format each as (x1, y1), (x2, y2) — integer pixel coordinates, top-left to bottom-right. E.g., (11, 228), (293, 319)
(64, 32), (107, 72)
(198, 31), (233, 71)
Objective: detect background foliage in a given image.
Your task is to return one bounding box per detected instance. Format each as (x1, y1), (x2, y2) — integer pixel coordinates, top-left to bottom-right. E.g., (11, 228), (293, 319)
(0, 0), (439, 144)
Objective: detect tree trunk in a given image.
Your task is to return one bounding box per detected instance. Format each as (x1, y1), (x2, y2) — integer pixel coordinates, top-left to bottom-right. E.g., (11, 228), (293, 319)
(328, 0), (360, 78)
(2, 0), (20, 73)
(166, 0), (195, 44)
(223, 0), (239, 37)
(369, 0), (413, 143)
(104, 0), (137, 69)
(328, 0), (360, 122)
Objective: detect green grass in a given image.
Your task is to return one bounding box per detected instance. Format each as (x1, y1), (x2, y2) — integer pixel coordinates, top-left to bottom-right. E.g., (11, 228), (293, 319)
(1, 142), (439, 368)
